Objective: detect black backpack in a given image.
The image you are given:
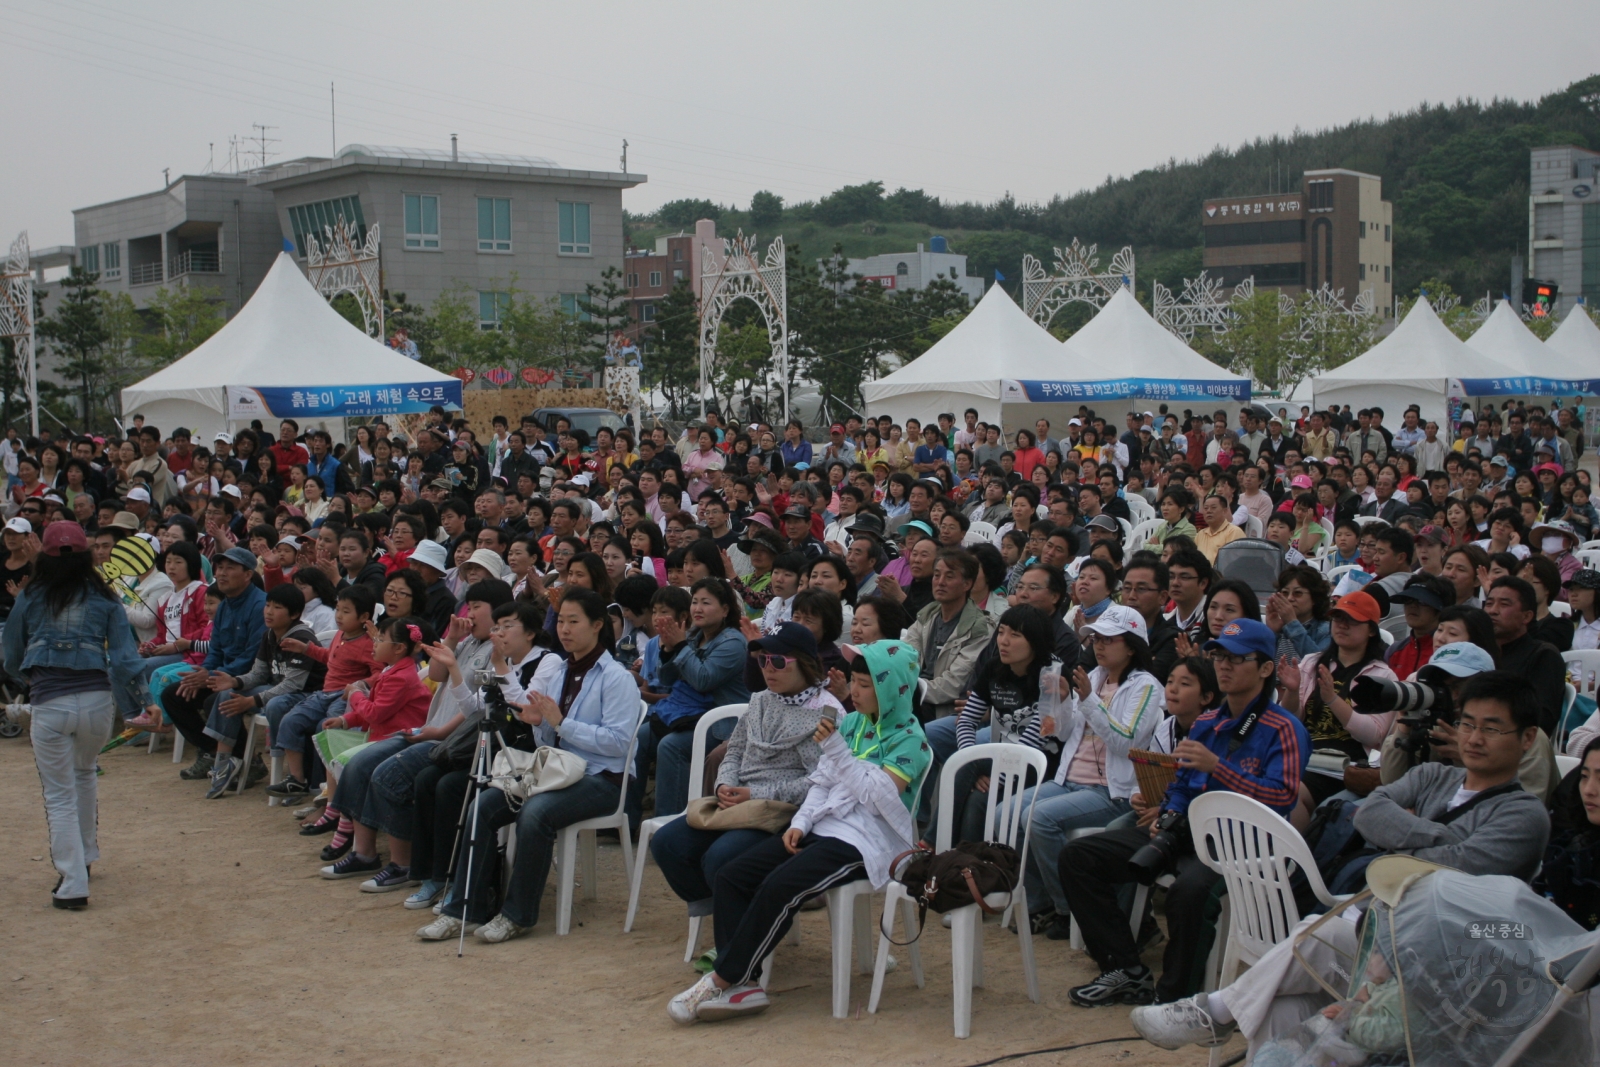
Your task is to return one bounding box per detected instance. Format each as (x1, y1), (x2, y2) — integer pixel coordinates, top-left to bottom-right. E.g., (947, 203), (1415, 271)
(886, 841), (1020, 944)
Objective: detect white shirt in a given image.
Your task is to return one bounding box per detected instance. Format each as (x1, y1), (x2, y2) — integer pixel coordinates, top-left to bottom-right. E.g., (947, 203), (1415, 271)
(1574, 614), (1600, 652)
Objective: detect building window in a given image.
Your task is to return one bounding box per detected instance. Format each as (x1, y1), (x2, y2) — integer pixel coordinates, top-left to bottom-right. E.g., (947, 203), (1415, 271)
(1202, 219), (1306, 248)
(1384, 265), (1391, 283)
(478, 290), (510, 331)
(648, 270), (662, 287)
(404, 194), (439, 249)
(1359, 221), (1367, 238)
(642, 304), (656, 322)
(673, 269), (685, 282)
(288, 195), (366, 257)
(1583, 203), (1600, 305)
(1359, 263), (1367, 280)
(1212, 262), (1306, 287)
(79, 245), (99, 274)
(672, 248), (683, 262)
(558, 202), (591, 255)
(559, 293), (592, 321)
(102, 242), (121, 279)
(477, 197), (511, 252)
(626, 272), (638, 287)
(896, 261), (909, 276)
(1307, 180), (1334, 211)
(1384, 224), (1391, 242)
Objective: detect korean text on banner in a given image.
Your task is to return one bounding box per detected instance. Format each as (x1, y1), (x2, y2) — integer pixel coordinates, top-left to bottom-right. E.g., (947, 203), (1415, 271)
(226, 381), (462, 419)
(1006, 377), (1251, 403)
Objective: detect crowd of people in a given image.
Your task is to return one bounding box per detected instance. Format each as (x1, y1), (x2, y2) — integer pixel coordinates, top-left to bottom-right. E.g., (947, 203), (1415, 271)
(4, 396), (1598, 1046)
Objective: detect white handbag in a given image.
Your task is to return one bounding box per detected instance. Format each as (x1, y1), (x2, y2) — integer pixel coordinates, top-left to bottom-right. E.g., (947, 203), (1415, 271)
(489, 745), (588, 805)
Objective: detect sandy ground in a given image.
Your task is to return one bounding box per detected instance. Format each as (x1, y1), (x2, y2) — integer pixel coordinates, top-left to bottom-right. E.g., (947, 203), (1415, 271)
(0, 734), (1220, 1067)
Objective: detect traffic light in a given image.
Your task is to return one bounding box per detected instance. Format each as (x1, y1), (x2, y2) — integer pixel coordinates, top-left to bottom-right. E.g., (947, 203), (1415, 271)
(1523, 278), (1559, 317)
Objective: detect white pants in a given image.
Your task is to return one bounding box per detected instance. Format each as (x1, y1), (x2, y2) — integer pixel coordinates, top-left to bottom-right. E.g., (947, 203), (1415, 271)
(1215, 911), (1360, 1054)
(31, 690), (114, 900)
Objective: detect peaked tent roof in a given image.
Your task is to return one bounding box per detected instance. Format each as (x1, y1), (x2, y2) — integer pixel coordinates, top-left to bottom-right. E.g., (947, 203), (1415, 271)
(1547, 303), (1600, 372)
(860, 282), (1064, 406)
(121, 252), (458, 416)
(1315, 297), (1511, 389)
(1046, 288), (1249, 397)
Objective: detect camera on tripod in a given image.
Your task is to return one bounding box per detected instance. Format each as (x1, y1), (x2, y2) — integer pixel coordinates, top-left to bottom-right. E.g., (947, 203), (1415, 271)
(474, 668), (521, 732)
(1128, 810), (1191, 885)
(1351, 675), (1454, 759)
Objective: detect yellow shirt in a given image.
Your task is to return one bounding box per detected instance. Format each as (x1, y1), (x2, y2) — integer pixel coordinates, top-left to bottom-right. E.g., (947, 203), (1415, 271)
(1196, 521), (1245, 563)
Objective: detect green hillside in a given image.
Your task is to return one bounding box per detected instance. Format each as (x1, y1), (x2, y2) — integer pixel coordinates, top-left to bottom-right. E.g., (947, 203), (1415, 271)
(627, 75), (1600, 304)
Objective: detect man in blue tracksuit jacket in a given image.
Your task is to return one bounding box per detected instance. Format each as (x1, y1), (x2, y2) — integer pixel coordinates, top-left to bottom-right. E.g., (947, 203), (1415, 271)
(1059, 618), (1311, 1007)
(159, 546), (267, 777)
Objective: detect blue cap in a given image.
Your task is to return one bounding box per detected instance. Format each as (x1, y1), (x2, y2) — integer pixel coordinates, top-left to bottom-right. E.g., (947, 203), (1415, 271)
(1417, 641), (1495, 681)
(1202, 618), (1276, 660)
(217, 545), (257, 571)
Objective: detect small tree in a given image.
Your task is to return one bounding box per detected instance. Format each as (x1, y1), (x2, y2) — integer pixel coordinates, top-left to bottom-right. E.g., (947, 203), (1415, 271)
(577, 265), (633, 370)
(141, 284), (225, 364)
(37, 266), (108, 424)
(749, 190), (784, 229)
(644, 279), (700, 419)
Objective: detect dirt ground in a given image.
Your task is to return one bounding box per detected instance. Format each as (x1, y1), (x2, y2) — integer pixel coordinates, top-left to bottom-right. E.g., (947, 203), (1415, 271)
(0, 735), (1221, 1067)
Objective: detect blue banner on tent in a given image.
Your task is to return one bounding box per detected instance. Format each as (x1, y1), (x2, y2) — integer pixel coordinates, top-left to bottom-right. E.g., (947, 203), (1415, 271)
(1002, 377), (1250, 403)
(1455, 376), (1600, 396)
(226, 381), (462, 420)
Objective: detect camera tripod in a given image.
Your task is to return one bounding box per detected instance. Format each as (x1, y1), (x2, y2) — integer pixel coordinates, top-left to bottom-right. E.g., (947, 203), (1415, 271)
(443, 680), (517, 957)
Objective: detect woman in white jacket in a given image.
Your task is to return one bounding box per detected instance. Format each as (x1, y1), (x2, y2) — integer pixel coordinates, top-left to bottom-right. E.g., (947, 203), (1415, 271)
(1018, 605), (1164, 938)
(668, 638), (931, 1024)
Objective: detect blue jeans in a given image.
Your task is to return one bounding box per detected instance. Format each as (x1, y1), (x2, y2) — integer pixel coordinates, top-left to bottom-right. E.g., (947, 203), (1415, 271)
(442, 774), (621, 927)
(1020, 780), (1131, 916)
(30, 690), (115, 900)
(921, 718), (988, 824)
(116, 654), (183, 720)
(650, 816), (774, 916)
(364, 739), (442, 841)
(331, 736), (407, 821)
(202, 685), (272, 750)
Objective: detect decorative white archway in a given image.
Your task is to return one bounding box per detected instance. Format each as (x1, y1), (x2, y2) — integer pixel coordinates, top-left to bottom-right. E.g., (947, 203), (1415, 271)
(698, 230), (788, 422)
(1021, 238), (1135, 328)
(0, 232), (38, 434)
(306, 217), (384, 338)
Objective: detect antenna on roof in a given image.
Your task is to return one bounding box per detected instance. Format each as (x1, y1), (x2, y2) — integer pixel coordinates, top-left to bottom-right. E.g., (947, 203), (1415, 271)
(163, 168), (170, 187)
(331, 82), (336, 156)
(451, 134), (458, 162)
(621, 139), (628, 175)
(251, 123), (280, 171)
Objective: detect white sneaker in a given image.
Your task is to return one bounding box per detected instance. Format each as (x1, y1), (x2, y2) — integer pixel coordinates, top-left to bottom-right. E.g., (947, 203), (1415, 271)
(415, 914), (481, 941)
(1130, 994), (1236, 1049)
(475, 914), (531, 943)
(668, 974), (719, 1025)
(695, 982), (770, 1021)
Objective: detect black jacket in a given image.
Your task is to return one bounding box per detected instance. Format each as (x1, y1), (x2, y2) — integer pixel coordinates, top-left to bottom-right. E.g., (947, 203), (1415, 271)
(1497, 630), (1567, 734)
(1145, 614), (1180, 684)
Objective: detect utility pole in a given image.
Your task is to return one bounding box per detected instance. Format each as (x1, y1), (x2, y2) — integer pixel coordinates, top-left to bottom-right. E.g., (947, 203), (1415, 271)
(331, 82), (337, 155)
(620, 139), (628, 175)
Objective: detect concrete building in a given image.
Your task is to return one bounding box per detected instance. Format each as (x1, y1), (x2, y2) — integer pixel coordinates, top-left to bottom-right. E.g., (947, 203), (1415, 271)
(252, 145), (641, 328)
(624, 231), (696, 328)
(72, 173), (282, 317)
(1202, 169), (1392, 315)
(1528, 144), (1600, 317)
(843, 236), (985, 304)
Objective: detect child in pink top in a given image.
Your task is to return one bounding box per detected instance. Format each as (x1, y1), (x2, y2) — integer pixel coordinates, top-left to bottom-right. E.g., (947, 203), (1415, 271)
(324, 616), (433, 742)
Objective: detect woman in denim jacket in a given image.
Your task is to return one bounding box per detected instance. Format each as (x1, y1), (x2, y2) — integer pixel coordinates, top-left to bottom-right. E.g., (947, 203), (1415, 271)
(3, 522), (148, 910)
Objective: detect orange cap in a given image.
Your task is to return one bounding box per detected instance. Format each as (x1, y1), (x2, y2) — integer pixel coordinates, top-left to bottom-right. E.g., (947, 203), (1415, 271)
(1332, 590), (1382, 624)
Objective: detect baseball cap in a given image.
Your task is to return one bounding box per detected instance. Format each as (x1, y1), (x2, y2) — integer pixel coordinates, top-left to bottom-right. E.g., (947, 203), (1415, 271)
(216, 546), (257, 571)
(108, 511), (141, 532)
(1417, 641), (1495, 682)
(409, 539), (449, 572)
(1489, 455), (1509, 468)
(4, 517), (32, 535)
(1391, 581), (1444, 611)
(1330, 589), (1383, 624)
(219, 484), (242, 499)
(1202, 617), (1276, 660)
(782, 502), (812, 522)
(1566, 569), (1600, 592)
(1084, 604), (1148, 643)
(428, 476), (454, 491)
(830, 423), (845, 434)
(125, 485), (151, 503)
(214, 431), (233, 444)
(1413, 524), (1447, 546)
(1533, 462), (1562, 477)
(749, 621), (820, 663)
(900, 519), (935, 540)
(277, 535), (302, 552)
(465, 548), (509, 580)
(1290, 474), (1314, 489)
(41, 522), (87, 556)
(1085, 514), (1120, 532)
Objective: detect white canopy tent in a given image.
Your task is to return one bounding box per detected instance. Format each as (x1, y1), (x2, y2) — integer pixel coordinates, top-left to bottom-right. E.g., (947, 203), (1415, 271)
(120, 253), (461, 439)
(1547, 303), (1600, 377)
(860, 283), (1066, 428)
(861, 284), (1248, 435)
(1312, 298), (1521, 429)
(1466, 299), (1599, 395)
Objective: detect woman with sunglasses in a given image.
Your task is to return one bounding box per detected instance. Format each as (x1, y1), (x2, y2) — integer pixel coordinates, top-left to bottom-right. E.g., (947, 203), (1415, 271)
(650, 621), (840, 941)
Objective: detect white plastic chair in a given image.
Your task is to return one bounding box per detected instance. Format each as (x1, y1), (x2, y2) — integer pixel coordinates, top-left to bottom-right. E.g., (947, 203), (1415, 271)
(1125, 493), (1155, 526)
(1555, 753), (1580, 777)
(1577, 549), (1600, 572)
(1322, 562), (1365, 586)
(1562, 650), (1600, 699)
(1116, 517), (1134, 545)
(1126, 518), (1162, 551)
(1550, 600), (1573, 618)
(1352, 515), (1389, 530)
(1319, 516), (1335, 541)
(624, 703), (747, 951)
(964, 520), (999, 547)
(866, 743), (1046, 1038)
(235, 712), (281, 799)
(1580, 540), (1600, 552)
(1244, 515), (1263, 539)
(1188, 792), (1342, 992)
(553, 698), (651, 935)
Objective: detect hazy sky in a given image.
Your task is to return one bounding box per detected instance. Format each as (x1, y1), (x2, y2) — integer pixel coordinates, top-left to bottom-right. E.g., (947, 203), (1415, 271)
(4, 0), (1595, 248)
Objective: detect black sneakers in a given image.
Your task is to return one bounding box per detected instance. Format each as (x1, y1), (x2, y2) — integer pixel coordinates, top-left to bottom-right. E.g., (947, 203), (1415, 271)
(1068, 966), (1155, 1007)
(267, 775), (311, 799)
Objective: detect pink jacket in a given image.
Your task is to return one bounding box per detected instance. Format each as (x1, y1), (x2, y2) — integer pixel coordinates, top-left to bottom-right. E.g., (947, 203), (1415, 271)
(1294, 652), (1398, 749)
